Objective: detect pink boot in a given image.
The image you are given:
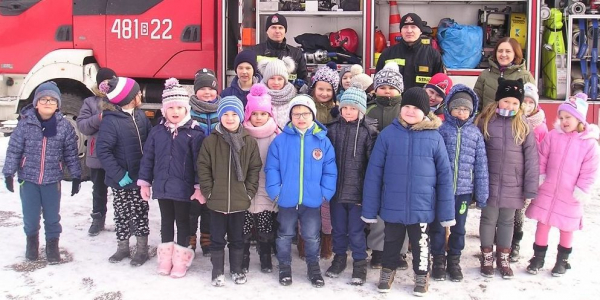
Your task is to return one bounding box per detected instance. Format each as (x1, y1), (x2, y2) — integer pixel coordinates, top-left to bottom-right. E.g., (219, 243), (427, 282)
(157, 242), (174, 275)
(170, 244), (195, 278)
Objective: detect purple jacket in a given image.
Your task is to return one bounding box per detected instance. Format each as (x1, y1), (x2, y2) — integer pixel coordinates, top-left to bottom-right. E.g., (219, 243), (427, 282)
(76, 95), (104, 169)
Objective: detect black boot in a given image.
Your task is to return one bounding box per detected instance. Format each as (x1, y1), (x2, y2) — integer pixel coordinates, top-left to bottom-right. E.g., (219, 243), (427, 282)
(230, 248), (247, 284)
(551, 245), (572, 277)
(259, 242), (272, 273)
(242, 242), (251, 274)
(446, 254), (463, 282)
(510, 231), (524, 262)
(431, 255), (446, 281)
(211, 250), (225, 286)
(88, 212), (105, 236)
(307, 262), (324, 288)
(526, 243), (548, 275)
(370, 250), (382, 269)
(109, 240), (130, 263)
(279, 264), (293, 286)
(45, 238), (60, 265)
(350, 259), (368, 286)
(25, 234), (39, 261)
(130, 236), (149, 266)
(325, 254), (347, 278)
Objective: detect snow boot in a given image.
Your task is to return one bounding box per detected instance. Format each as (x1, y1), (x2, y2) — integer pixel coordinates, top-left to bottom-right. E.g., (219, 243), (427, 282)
(413, 273), (429, 297)
(211, 250), (225, 287)
(526, 243), (547, 275)
(130, 236), (149, 267)
(480, 246), (494, 277)
(551, 245), (572, 277)
(242, 242), (250, 274)
(431, 255), (446, 281)
(200, 233), (211, 257)
(259, 242), (273, 273)
(88, 212), (105, 236)
(350, 259), (367, 286)
(446, 254), (463, 282)
(229, 248), (247, 284)
(325, 254), (347, 278)
(307, 262), (325, 288)
(370, 250), (382, 269)
(46, 238), (61, 265)
(509, 231), (523, 262)
(496, 247), (514, 279)
(109, 240), (130, 263)
(377, 268), (396, 293)
(25, 234), (39, 261)
(398, 253), (409, 270)
(156, 242), (174, 275)
(188, 235), (197, 252)
(170, 244), (195, 278)
(320, 233), (333, 260)
(279, 264), (293, 286)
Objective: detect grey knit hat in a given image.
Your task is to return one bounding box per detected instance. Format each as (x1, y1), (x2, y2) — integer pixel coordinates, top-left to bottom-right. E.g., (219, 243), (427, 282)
(448, 92), (474, 114)
(258, 56), (296, 83)
(374, 62), (404, 93)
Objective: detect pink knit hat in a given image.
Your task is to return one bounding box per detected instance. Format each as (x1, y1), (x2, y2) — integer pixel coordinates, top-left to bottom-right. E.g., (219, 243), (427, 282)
(559, 92), (589, 125)
(244, 83), (273, 122)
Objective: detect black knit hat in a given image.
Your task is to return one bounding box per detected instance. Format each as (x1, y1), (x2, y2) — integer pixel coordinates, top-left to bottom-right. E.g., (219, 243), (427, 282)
(495, 78), (524, 103)
(96, 67), (116, 84)
(400, 13), (423, 32)
(401, 87), (430, 115)
(233, 50), (258, 77)
(194, 68), (218, 93)
(265, 13), (287, 32)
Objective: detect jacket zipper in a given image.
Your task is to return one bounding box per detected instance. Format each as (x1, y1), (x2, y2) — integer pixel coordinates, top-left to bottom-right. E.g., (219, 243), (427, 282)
(453, 127), (462, 193)
(547, 136), (573, 224)
(228, 149), (231, 213)
(337, 124), (350, 197)
(498, 118), (506, 202)
(299, 133), (305, 206)
(131, 113), (144, 155)
(406, 130), (412, 221)
(38, 137), (47, 184)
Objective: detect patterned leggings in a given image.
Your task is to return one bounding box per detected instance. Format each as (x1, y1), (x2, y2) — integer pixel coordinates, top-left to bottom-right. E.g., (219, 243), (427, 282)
(513, 199), (531, 233)
(112, 188), (149, 241)
(243, 210), (276, 242)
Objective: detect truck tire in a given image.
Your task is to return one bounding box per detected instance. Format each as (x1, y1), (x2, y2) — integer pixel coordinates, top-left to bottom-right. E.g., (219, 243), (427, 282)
(61, 93), (91, 181)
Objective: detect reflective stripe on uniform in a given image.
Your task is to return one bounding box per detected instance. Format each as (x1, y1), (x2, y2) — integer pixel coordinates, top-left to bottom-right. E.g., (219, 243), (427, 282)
(415, 76), (431, 84)
(385, 58), (406, 66)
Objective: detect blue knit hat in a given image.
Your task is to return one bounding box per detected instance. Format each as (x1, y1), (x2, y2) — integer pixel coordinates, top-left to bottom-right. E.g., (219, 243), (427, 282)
(234, 50), (258, 77)
(340, 83), (367, 115)
(34, 81), (61, 108)
(218, 96), (245, 122)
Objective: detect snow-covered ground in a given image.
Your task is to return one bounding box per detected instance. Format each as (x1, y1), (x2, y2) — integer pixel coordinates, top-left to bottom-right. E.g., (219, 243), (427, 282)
(1, 135), (598, 300)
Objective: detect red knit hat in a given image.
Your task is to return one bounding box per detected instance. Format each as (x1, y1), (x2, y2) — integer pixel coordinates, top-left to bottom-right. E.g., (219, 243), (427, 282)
(425, 73), (453, 98)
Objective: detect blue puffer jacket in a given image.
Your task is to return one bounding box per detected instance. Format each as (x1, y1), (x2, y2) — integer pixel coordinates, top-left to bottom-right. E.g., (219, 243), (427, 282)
(3, 104), (81, 184)
(265, 121), (337, 208)
(138, 118), (205, 202)
(362, 114), (455, 224)
(220, 75), (261, 107)
(97, 102), (152, 189)
(439, 85), (490, 206)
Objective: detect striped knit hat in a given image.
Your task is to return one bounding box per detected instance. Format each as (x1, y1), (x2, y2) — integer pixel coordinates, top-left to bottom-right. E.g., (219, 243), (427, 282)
(340, 83), (367, 115)
(106, 77), (140, 106)
(161, 78), (190, 115)
(218, 96), (245, 122)
(374, 62), (404, 93)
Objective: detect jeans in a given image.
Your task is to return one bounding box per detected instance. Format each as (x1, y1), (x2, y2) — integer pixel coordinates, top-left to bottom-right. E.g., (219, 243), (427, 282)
(276, 205), (321, 265)
(430, 194), (471, 256)
(330, 201), (367, 260)
(20, 180), (62, 239)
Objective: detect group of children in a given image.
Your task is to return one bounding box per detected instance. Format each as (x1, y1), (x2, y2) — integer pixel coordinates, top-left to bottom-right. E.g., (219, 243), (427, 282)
(3, 49), (599, 296)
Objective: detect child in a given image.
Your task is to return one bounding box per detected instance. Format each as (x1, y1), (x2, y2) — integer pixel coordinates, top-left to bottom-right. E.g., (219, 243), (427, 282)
(510, 82), (548, 262)
(365, 61), (406, 269)
(526, 93), (600, 276)
(137, 78), (205, 278)
(257, 57), (297, 128)
(336, 65), (353, 101)
(197, 96), (262, 286)
(189, 68), (220, 256)
(3, 82), (82, 264)
(325, 84), (378, 285)
(77, 67), (115, 236)
(265, 95), (337, 288)
(97, 77), (153, 266)
(221, 50), (261, 106)
(475, 78), (539, 279)
(432, 85), (489, 282)
(424, 73), (453, 120)
(362, 87), (455, 296)
(241, 83), (280, 274)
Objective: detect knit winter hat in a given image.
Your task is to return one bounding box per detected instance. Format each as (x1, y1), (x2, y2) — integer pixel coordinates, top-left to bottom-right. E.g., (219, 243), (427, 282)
(265, 13), (287, 32)
(161, 78), (191, 115)
(374, 62), (404, 93)
(523, 82), (539, 108)
(559, 93), (589, 125)
(340, 83), (367, 115)
(258, 56), (296, 83)
(401, 87), (430, 115)
(244, 83), (273, 122)
(218, 96), (245, 122)
(339, 65), (352, 82)
(288, 94), (317, 120)
(448, 92), (474, 114)
(33, 81), (61, 108)
(400, 13), (423, 32)
(311, 62), (339, 93)
(106, 77), (140, 107)
(96, 67), (116, 84)
(234, 50), (258, 77)
(348, 64), (373, 92)
(194, 68), (218, 93)
(425, 73), (453, 98)
(495, 78), (524, 103)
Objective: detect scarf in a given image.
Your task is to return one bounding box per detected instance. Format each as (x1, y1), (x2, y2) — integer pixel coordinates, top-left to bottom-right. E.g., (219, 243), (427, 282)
(36, 111), (58, 138)
(496, 108), (516, 117)
(218, 124), (246, 182)
(190, 95), (219, 114)
(242, 118), (280, 139)
(526, 109), (546, 128)
(163, 114), (192, 138)
(269, 83), (296, 106)
(498, 62), (514, 73)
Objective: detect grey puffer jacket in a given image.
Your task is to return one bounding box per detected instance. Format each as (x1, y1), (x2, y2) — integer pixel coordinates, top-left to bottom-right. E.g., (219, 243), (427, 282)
(76, 95), (104, 169)
(478, 115), (539, 209)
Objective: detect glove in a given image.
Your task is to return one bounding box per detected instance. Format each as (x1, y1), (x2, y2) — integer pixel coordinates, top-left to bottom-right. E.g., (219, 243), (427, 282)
(539, 174), (546, 187)
(5, 176), (14, 193)
(140, 186), (151, 201)
(440, 219), (456, 228)
(71, 178), (81, 196)
(476, 202), (487, 209)
(573, 187), (589, 203)
(330, 105), (340, 118)
(190, 187), (206, 204)
(118, 172), (133, 187)
(293, 79), (306, 90)
(361, 216), (378, 224)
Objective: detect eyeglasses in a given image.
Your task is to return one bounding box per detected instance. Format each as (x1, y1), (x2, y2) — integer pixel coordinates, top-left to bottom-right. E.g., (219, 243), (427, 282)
(38, 98), (58, 105)
(291, 112), (312, 120)
(451, 107), (471, 113)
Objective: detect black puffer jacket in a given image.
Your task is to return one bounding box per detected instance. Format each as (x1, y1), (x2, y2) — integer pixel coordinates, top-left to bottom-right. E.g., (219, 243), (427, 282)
(252, 37), (308, 82)
(326, 116), (378, 204)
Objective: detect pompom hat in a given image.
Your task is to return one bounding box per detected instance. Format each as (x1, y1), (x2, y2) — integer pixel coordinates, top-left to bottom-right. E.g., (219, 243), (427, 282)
(161, 78), (191, 115)
(374, 62), (404, 93)
(244, 83), (273, 122)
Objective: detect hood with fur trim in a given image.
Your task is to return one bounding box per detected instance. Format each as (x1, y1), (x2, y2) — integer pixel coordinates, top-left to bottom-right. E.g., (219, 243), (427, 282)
(397, 112), (442, 131)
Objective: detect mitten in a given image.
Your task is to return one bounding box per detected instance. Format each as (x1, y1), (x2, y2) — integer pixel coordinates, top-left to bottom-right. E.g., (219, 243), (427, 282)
(293, 78), (306, 89)
(140, 186), (151, 201)
(190, 186), (206, 204)
(440, 219), (456, 228)
(118, 172), (133, 187)
(330, 105), (340, 118)
(573, 187), (589, 203)
(5, 176), (13, 193)
(361, 216), (378, 224)
(71, 178), (81, 196)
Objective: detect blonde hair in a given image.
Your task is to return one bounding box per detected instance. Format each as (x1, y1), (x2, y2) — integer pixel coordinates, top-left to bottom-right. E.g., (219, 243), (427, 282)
(475, 101), (530, 145)
(577, 123), (586, 133)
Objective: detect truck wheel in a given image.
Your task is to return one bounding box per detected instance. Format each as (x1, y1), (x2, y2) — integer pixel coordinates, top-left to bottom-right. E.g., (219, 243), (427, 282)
(61, 93), (91, 181)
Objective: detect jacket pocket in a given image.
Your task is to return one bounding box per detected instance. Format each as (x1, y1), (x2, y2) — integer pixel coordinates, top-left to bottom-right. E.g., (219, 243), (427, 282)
(430, 187), (436, 210)
(59, 161), (63, 171)
(89, 137), (96, 157)
(515, 167), (521, 186)
(471, 169), (474, 184)
(20, 156), (27, 169)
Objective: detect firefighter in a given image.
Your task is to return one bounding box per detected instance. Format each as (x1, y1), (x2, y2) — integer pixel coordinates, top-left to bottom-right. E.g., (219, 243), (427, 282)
(375, 13), (445, 90)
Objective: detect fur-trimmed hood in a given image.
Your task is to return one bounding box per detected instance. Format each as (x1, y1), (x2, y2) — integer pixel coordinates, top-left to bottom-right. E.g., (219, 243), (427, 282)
(553, 119), (600, 140)
(397, 112), (442, 131)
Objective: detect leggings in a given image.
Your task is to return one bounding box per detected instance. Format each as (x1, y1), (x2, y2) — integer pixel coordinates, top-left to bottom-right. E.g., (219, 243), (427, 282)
(534, 222), (573, 248)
